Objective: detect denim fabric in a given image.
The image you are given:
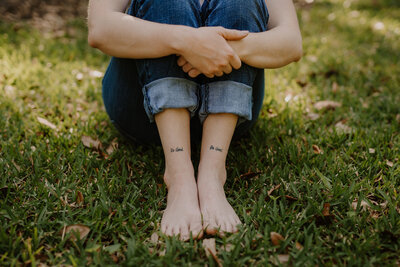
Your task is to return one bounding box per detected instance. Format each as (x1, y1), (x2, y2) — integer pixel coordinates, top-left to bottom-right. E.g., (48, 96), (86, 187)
(102, 0), (269, 144)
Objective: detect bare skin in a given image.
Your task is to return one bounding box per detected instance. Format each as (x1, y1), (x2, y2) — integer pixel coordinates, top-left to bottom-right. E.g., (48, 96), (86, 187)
(156, 110), (240, 238)
(88, 0), (302, 239)
(197, 113), (241, 234)
(155, 109), (203, 240)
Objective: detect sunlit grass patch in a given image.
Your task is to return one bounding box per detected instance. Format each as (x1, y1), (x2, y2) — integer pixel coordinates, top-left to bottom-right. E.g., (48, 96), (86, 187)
(1, 0), (400, 265)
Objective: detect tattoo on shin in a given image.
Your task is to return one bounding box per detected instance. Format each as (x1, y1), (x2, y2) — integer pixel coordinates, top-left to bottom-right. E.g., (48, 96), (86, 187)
(209, 145), (223, 152)
(170, 147), (184, 152)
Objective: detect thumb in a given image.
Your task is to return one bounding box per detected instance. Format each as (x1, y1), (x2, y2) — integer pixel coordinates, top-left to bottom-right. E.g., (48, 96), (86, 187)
(218, 28), (249, 41)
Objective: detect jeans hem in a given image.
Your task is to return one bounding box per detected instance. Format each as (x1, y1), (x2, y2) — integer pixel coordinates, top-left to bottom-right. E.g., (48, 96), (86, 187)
(142, 77), (199, 122)
(199, 80), (253, 125)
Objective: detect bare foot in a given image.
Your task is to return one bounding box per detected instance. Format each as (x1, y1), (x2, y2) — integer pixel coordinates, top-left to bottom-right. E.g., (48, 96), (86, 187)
(161, 170), (203, 240)
(197, 164), (241, 235)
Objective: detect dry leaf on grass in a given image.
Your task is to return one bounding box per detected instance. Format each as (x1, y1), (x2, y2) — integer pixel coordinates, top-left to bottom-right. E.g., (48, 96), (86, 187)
(62, 224), (90, 241)
(76, 191), (84, 204)
(351, 200), (370, 211)
(386, 160), (394, 167)
(203, 238), (217, 258)
(37, 117), (57, 130)
(322, 203), (331, 216)
(307, 112), (320, 121)
(81, 135), (101, 149)
(369, 148), (376, 154)
(295, 242), (304, 251)
(335, 121), (353, 134)
(106, 138), (119, 155)
(270, 232), (285, 246)
(314, 100), (342, 111)
(312, 145), (323, 154)
(267, 184), (281, 196)
(270, 254), (290, 265)
(150, 232), (159, 243)
(203, 238), (222, 267)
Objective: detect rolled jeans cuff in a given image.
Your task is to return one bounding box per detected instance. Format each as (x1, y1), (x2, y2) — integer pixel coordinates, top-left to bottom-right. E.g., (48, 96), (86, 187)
(142, 77), (198, 122)
(199, 81), (253, 125)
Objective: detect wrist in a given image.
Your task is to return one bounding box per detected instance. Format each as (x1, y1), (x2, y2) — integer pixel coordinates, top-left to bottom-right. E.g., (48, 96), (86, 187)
(228, 35), (251, 62)
(168, 25), (193, 55)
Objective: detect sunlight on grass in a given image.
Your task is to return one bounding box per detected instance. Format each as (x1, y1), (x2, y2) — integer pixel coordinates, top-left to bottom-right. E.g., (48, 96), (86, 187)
(0, 0), (399, 265)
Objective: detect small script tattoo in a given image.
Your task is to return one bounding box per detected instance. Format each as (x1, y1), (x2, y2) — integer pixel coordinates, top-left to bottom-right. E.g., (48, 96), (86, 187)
(170, 147), (184, 152)
(209, 145), (223, 152)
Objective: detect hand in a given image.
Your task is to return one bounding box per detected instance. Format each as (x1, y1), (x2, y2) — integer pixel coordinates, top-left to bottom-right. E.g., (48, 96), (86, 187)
(178, 26), (248, 78)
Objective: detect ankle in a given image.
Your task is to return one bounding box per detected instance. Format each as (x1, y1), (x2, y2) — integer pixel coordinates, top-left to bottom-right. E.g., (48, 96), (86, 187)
(197, 161), (227, 186)
(164, 166), (195, 189)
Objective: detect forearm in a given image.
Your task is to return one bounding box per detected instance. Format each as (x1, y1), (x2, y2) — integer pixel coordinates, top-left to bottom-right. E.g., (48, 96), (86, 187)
(229, 27), (302, 69)
(88, 10), (188, 59)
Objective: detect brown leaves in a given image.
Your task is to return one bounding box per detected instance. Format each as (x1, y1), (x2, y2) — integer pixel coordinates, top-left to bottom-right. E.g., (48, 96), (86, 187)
(312, 145), (323, 154)
(315, 203), (335, 226)
(106, 138), (118, 155)
(322, 203), (331, 216)
(268, 184), (281, 196)
(150, 232), (159, 244)
(203, 238), (222, 267)
(270, 232), (284, 246)
(314, 100), (342, 111)
(61, 224), (90, 241)
(37, 116), (57, 131)
(76, 191), (84, 205)
(269, 232), (304, 265)
(335, 121), (353, 134)
(81, 135), (101, 150)
(351, 198), (388, 219)
(81, 136), (119, 159)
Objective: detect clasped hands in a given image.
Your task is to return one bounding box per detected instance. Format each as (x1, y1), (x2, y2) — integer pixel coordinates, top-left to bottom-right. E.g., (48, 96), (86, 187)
(177, 26), (248, 78)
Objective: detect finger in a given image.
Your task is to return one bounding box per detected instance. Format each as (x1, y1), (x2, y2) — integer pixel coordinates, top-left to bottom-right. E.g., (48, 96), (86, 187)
(182, 63), (194, 73)
(215, 71), (224, 77)
(219, 28), (249, 41)
(205, 73), (215, 79)
(223, 64), (232, 75)
(229, 52), (242, 70)
(177, 56), (187, 67)
(188, 69), (201, 78)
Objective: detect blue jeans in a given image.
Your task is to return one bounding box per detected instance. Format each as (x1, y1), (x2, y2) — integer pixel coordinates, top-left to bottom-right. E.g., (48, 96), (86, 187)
(102, 0), (269, 145)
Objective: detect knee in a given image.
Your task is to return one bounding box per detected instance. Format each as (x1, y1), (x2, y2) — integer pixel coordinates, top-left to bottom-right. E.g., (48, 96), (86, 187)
(133, 0), (200, 27)
(207, 0), (268, 32)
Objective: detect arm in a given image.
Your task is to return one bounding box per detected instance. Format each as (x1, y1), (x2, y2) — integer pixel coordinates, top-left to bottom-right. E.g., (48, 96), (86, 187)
(229, 0), (303, 69)
(87, 0), (248, 77)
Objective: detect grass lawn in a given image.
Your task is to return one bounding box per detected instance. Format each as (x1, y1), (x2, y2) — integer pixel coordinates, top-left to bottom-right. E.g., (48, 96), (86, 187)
(1, 0), (399, 265)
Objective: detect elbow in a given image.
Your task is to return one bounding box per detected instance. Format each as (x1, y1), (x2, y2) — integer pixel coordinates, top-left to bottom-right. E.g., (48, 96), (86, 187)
(88, 29), (101, 48)
(292, 45), (303, 62)
(87, 20), (103, 48)
(290, 37), (303, 62)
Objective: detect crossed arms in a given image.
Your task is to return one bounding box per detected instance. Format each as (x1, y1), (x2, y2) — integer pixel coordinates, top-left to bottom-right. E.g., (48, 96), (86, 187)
(88, 0), (302, 78)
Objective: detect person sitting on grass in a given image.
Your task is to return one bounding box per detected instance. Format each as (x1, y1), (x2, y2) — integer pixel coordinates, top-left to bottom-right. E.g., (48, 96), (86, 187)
(87, 0), (302, 240)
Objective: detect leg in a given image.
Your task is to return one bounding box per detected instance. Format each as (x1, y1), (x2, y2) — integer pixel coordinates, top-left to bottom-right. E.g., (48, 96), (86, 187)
(197, 0), (270, 234)
(132, 0), (204, 239)
(102, 57), (161, 144)
(197, 113), (241, 234)
(155, 109), (202, 240)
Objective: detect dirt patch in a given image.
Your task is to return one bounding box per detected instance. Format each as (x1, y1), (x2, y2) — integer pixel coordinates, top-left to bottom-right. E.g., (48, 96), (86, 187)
(0, 0), (88, 32)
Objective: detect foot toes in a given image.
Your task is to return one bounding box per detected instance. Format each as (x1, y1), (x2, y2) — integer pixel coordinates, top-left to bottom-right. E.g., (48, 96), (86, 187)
(161, 222), (167, 234)
(204, 219), (219, 235)
(190, 223), (203, 239)
(165, 225), (173, 237)
(180, 225), (190, 241)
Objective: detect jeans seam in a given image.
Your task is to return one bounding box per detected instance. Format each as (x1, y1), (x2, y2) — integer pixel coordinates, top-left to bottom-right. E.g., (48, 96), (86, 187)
(143, 85), (154, 115)
(205, 83), (209, 114)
